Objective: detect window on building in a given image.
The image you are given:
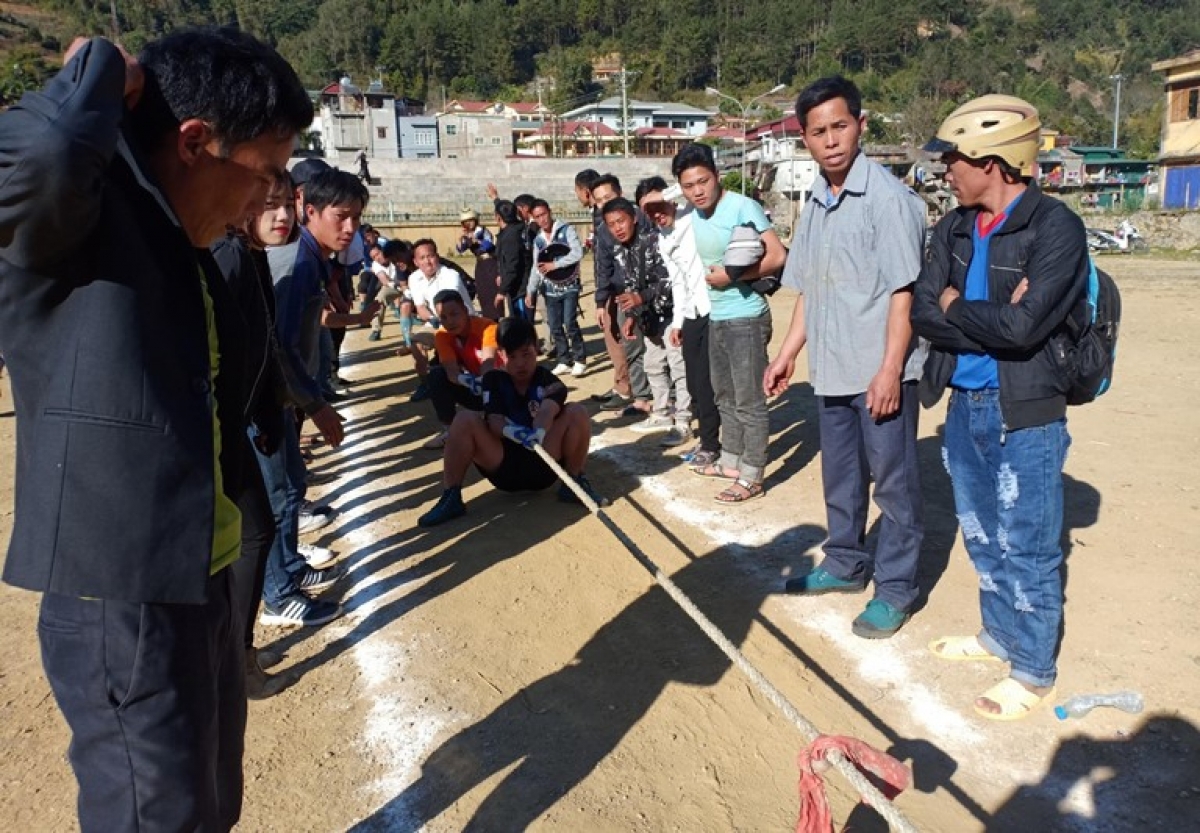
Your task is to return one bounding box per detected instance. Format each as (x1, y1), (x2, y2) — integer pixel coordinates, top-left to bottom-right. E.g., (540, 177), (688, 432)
(377, 127), (387, 139)
(446, 124), (458, 135)
(473, 136), (484, 145)
(414, 130), (434, 146)
(490, 136), (502, 145)
(1170, 85), (1200, 122)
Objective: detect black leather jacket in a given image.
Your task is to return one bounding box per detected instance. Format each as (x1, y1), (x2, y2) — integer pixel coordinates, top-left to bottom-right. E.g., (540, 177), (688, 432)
(911, 184), (1089, 430)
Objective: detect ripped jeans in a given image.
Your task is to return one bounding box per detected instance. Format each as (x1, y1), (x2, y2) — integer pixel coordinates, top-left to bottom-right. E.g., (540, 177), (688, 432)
(943, 389), (1070, 688)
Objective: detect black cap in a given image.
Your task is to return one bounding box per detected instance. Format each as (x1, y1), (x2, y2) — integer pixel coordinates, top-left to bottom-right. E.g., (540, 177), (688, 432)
(290, 158), (332, 187)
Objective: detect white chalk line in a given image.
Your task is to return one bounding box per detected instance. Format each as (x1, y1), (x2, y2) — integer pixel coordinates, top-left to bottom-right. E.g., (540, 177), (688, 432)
(323, 407), (1040, 829)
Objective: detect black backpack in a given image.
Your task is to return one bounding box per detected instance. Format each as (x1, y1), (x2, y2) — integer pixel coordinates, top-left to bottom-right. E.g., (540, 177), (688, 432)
(1063, 258), (1121, 406)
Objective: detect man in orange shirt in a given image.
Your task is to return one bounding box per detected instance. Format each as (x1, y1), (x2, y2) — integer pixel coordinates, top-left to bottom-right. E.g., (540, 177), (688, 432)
(422, 289), (501, 449)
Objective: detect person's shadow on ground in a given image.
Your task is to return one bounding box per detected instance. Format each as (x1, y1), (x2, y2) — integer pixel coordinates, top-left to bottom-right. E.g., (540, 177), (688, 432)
(348, 525), (825, 832)
(989, 714), (1200, 831)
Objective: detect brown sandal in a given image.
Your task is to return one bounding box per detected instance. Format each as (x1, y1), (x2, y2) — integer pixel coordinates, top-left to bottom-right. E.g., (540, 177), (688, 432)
(690, 462), (737, 479)
(714, 479), (764, 503)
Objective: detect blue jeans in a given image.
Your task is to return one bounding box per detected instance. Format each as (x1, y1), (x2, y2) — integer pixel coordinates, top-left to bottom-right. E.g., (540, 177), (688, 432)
(943, 389), (1070, 688)
(709, 311), (772, 482)
(544, 288), (586, 364)
(318, 327), (334, 395)
(818, 383), (923, 611)
(255, 413), (309, 608)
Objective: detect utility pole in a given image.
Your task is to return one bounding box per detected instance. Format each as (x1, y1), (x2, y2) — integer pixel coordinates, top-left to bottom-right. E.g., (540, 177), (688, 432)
(109, 0), (120, 39)
(619, 67), (631, 158)
(1109, 73), (1124, 151)
(706, 83), (786, 193)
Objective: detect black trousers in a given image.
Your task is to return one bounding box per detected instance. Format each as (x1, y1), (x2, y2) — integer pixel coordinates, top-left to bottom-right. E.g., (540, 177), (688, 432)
(428, 364), (484, 424)
(682, 314), (720, 453)
(330, 326), (346, 374)
(38, 569), (246, 832)
(231, 437), (274, 649)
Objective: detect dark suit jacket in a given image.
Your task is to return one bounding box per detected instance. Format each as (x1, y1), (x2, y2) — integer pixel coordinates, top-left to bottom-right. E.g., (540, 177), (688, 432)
(0, 39), (249, 604)
(495, 223), (527, 298)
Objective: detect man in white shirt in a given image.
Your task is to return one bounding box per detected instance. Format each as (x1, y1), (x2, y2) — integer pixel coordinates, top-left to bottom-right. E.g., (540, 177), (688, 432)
(408, 238), (475, 323)
(636, 177), (719, 463)
(403, 239), (477, 402)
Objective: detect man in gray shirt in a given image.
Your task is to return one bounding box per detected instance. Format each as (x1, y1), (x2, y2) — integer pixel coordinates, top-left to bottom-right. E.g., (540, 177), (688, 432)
(764, 76), (927, 639)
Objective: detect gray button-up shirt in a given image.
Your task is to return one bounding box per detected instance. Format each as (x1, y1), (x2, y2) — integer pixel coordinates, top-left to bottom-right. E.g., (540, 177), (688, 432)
(782, 151), (927, 397)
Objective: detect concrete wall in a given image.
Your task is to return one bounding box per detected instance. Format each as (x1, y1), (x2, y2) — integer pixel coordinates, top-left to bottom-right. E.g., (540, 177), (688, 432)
(328, 156), (675, 221)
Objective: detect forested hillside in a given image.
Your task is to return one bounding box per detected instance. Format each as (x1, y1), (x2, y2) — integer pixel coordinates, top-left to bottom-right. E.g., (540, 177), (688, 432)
(4, 0), (1199, 155)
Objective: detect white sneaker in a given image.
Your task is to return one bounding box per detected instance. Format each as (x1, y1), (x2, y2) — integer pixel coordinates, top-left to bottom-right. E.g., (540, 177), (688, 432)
(421, 429), (448, 450)
(298, 507), (334, 534)
(298, 543), (337, 570)
(630, 414), (674, 434)
(571, 362), (586, 377)
(551, 362), (572, 375)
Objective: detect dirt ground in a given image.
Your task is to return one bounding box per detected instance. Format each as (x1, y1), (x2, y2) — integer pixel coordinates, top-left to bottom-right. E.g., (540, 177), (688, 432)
(1, 255), (1198, 832)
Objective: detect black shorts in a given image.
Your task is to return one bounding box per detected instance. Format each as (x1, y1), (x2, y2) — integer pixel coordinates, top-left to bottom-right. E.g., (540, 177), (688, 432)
(478, 443), (558, 492)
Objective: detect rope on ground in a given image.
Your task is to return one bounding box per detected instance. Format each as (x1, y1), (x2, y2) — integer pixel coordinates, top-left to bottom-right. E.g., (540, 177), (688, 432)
(533, 443), (920, 833)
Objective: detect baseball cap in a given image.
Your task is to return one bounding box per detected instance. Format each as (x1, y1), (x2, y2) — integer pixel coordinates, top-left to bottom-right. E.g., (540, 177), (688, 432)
(723, 223), (765, 281)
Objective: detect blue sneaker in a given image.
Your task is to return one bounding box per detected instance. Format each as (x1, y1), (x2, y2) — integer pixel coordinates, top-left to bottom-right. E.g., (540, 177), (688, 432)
(410, 381), (431, 402)
(851, 598), (909, 639)
(557, 473), (610, 508)
(418, 489), (465, 527)
(784, 566), (866, 595)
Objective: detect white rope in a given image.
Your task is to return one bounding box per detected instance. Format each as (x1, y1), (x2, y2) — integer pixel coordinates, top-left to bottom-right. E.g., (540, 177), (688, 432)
(533, 443), (921, 833)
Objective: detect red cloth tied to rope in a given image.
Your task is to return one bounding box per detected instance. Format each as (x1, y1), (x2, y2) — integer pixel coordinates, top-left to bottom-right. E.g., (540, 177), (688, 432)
(796, 735), (911, 833)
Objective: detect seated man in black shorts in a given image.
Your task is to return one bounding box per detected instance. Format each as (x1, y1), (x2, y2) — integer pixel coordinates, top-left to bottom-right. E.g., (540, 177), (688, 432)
(418, 316), (608, 527)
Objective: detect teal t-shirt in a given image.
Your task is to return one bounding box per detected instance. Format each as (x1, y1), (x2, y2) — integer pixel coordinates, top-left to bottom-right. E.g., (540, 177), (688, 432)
(691, 191), (772, 321)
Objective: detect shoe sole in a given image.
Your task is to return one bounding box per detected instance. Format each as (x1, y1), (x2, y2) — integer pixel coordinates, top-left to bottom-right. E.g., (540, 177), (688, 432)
(783, 580), (867, 595)
(259, 610), (341, 627)
(418, 505), (466, 527)
(852, 618), (907, 639)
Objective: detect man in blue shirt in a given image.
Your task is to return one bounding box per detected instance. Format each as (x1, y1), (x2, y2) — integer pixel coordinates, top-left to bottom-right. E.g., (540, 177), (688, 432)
(672, 143), (786, 502)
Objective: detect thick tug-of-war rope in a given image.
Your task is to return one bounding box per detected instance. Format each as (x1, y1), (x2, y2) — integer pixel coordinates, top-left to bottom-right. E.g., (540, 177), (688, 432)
(531, 443), (920, 833)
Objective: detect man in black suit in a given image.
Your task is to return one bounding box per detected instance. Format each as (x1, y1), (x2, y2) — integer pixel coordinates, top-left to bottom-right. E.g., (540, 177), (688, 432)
(0, 28), (312, 831)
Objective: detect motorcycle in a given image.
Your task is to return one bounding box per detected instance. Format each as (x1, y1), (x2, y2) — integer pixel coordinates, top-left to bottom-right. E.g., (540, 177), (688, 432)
(1087, 220), (1148, 254)
(1113, 219), (1148, 252)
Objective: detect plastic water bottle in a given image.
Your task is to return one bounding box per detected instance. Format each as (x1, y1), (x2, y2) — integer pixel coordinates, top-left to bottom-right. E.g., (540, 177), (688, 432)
(1054, 691), (1144, 720)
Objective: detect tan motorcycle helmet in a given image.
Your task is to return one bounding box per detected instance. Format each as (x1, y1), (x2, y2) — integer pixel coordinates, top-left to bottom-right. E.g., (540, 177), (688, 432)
(924, 94), (1041, 176)
(459, 208), (479, 224)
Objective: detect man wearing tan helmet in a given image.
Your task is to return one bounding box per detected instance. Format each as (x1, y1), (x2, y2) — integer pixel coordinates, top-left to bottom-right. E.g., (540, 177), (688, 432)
(911, 95), (1090, 720)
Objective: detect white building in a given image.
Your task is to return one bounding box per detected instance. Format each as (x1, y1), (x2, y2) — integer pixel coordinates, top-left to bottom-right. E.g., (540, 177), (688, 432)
(317, 78), (399, 162)
(560, 98), (715, 138)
